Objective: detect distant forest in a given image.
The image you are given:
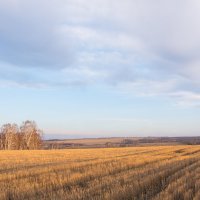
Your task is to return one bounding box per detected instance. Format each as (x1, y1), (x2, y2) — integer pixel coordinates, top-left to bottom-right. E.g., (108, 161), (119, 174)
(0, 121), (43, 150)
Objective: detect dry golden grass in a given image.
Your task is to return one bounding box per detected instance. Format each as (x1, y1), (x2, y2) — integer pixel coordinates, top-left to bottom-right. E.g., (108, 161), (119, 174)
(0, 146), (200, 200)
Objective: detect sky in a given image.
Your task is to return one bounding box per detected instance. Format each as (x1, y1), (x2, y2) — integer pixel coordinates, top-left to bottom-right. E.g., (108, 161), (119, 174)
(1, 0), (200, 138)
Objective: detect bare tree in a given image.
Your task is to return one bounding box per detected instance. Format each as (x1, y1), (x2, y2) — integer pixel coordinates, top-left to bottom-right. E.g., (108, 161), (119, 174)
(0, 123), (19, 150)
(0, 121), (43, 150)
(20, 121), (43, 150)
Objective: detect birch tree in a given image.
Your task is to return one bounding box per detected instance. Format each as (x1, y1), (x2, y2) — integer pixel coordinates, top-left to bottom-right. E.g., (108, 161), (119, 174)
(20, 121), (43, 150)
(0, 121), (43, 150)
(0, 123), (19, 150)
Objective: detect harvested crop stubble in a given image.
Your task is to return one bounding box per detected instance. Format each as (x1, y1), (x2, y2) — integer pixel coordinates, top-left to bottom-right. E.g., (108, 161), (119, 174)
(0, 146), (200, 200)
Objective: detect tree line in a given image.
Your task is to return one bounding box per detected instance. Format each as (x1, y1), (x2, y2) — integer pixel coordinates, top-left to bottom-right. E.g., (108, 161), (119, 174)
(0, 121), (43, 150)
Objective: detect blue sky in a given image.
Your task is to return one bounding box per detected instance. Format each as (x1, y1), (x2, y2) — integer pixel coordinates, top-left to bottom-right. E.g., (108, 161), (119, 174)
(1, 0), (200, 138)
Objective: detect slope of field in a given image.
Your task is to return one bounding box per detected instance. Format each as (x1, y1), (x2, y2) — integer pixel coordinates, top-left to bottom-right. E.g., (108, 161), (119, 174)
(0, 146), (200, 200)
(44, 137), (181, 149)
(44, 137), (200, 149)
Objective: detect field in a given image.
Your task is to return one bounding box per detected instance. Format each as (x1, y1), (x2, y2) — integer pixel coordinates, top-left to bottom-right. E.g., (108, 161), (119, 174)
(44, 137), (143, 148)
(0, 146), (200, 200)
(44, 137), (200, 149)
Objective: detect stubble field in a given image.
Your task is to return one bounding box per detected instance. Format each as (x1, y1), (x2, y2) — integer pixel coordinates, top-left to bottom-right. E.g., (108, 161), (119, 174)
(0, 146), (200, 200)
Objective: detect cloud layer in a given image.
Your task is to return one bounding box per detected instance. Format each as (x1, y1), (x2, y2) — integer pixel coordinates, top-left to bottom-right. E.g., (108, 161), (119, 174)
(1, 0), (200, 105)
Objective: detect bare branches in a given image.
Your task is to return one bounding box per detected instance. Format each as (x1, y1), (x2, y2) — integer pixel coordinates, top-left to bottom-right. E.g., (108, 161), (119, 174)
(0, 121), (43, 150)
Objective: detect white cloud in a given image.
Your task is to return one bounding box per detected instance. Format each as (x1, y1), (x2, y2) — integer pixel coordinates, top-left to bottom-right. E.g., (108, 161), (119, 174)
(169, 91), (200, 107)
(1, 0), (200, 105)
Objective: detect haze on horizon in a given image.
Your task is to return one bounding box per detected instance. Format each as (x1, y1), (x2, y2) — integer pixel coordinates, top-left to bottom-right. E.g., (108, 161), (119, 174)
(1, 0), (200, 138)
